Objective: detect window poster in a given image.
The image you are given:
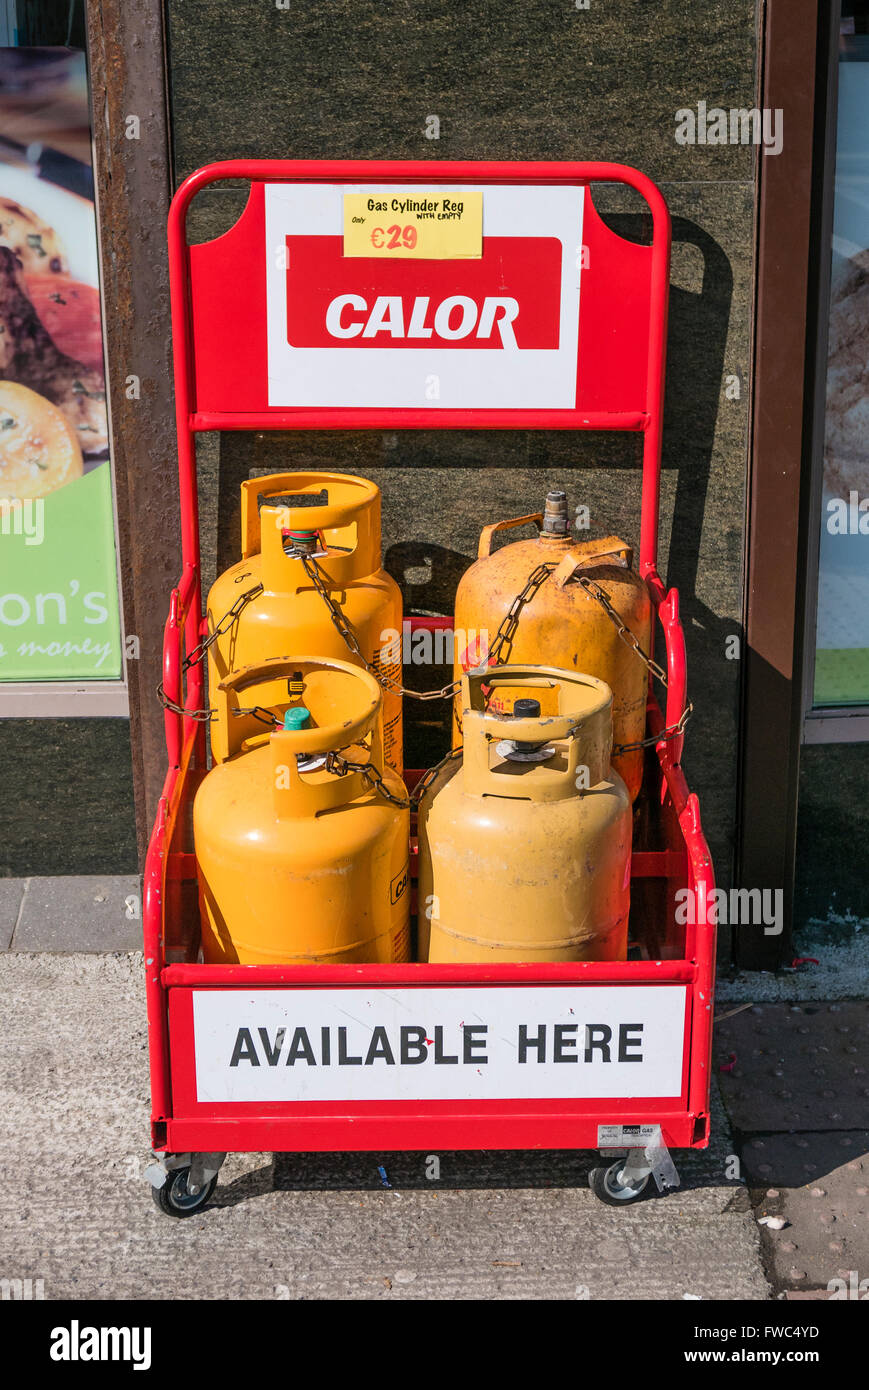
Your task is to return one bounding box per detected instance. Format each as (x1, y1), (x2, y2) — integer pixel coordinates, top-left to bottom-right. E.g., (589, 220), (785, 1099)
(0, 47), (121, 681)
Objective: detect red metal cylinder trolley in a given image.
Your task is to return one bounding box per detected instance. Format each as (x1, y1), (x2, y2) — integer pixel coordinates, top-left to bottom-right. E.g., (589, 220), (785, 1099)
(144, 159), (715, 1215)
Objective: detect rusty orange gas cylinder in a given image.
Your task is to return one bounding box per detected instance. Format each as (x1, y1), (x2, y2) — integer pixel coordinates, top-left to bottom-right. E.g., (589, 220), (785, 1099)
(452, 491), (652, 801)
(195, 656), (410, 966)
(206, 472), (403, 771)
(418, 666), (632, 963)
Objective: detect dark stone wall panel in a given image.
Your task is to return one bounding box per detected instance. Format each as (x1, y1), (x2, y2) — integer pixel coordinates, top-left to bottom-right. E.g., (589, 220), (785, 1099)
(0, 720), (137, 878)
(168, 0), (758, 181)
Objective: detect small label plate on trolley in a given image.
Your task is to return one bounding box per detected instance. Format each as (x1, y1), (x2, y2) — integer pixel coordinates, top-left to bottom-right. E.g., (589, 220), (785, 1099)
(597, 1123), (661, 1149)
(188, 984), (688, 1105)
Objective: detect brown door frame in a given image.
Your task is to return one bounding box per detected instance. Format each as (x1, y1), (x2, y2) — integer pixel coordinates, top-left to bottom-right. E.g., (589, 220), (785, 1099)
(736, 0), (831, 967)
(85, 0), (180, 861)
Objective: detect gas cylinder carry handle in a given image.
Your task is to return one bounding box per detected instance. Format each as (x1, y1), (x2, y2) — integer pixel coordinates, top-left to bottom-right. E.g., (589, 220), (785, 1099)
(463, 666), (613, 742)
(552, 538), (634, 590)
(215, 655), (384, 762)
(477, 513), (544, 559)
(461, 666), (614, 800)
(240, 471), (380, 560)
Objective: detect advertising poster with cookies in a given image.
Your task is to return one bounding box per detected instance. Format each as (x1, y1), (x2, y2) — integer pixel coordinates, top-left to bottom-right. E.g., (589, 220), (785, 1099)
(0, 48), (121, 680)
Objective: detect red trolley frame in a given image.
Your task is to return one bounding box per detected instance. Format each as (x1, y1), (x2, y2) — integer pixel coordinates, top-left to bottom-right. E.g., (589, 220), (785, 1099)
(144, 161), (715, 1173)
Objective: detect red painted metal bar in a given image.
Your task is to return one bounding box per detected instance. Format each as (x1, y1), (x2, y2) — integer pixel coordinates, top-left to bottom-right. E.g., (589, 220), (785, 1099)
(142, 779), (172, 1128)
(638, 195), (671, 584)
(659, 586), (688, 767)
(631, 850), (688, 877)
(161, 564), (199, 768)
(190, 410), (650, 433)
(646, 685), (716, 1121)
(165, 1111), (700, 1156)
(163, 958), (697, 987)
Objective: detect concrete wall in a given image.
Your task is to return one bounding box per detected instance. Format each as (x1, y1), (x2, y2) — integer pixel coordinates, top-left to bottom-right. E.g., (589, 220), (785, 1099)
(166, 0), (758, 912)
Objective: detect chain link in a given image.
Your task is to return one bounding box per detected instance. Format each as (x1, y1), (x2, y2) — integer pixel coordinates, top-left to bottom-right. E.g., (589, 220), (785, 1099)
(324, 748), (410, 808)
(183, 582), (264, 671)
(572, 574), (694, 750)
(612, 701), (694, 754)
(156, 583), (264, 721)
(299, 553), (461, 702)
(409, 746), (464, 807)
(484, 562), (558, 667)
(575, 574), (669, 687)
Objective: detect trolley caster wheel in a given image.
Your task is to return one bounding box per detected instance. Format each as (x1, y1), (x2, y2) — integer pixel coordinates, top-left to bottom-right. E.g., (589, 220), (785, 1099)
(589, 1161), (651, 1206)
(151, 1165), (218, 1218)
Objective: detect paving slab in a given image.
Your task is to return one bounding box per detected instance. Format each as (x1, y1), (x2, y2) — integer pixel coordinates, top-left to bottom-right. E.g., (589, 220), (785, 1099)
(0, 951), (770, 1302)
(715, 1002), (869, 1132)
(743, 1133), (869, 1296)
(11, 875), (142, 952)
(0, 877), (25, 949)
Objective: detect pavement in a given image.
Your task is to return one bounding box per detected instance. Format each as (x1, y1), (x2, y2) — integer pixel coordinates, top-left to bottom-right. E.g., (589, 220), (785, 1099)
(0, 875), (141, 952)
(0, 879), (866, 1302)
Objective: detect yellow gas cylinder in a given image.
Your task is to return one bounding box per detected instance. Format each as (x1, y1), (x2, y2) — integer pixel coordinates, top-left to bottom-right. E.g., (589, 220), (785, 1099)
(452, 491), (652, 802)
(419, 666), (631, 963)
(195, 656), (410, 966)
(206, 472), (403, 771)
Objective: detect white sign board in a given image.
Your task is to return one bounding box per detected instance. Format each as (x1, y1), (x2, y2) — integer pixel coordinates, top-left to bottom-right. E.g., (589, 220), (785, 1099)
(192, 985), (687, 1103)
(263, 183), (584, 410)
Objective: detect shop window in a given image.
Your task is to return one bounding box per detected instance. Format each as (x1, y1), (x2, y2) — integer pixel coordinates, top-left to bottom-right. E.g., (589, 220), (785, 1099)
(812, 2), (869, 710)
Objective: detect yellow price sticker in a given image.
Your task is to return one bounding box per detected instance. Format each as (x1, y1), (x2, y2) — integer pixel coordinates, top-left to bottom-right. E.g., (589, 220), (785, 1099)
(343, 192), (483, 259)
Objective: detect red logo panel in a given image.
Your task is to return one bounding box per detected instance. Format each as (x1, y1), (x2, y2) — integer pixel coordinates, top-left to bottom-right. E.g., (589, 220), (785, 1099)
(285, 236), (562, 350)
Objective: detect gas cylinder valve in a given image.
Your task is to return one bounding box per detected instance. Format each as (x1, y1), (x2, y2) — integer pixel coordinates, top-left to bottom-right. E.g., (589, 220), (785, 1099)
(496, 697), (555, 762)
(542, 489), (569, 535)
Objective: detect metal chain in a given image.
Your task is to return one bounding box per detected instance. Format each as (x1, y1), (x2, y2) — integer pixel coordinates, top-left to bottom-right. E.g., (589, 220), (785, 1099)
(155, 688), (214, 722)
(234, 705), (283, 727)
(612, 701), (694, 754)
(409, 746), (464, 807)
(572, 573), (694, 750)
(299, 553), (460, 702)
(301, 552), (557, 701)
(182, 583), (264, 672)
(325, 748), (410, 808)
(155, 583), (264, 721)
(575, 574), (669, 686)
(484, 562), (558, 668)
(442, 564), (694, 766)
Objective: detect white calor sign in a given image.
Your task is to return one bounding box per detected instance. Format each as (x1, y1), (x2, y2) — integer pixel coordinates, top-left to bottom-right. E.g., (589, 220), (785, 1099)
(264, 183), (584, 410)
(192, 985), (687, 1103)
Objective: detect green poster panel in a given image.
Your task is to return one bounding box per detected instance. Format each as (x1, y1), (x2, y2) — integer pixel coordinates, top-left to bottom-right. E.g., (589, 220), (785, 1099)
(0, 463), (122, 680)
